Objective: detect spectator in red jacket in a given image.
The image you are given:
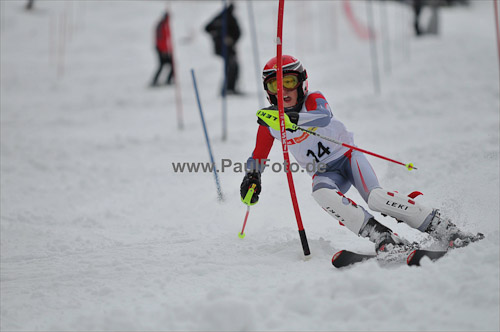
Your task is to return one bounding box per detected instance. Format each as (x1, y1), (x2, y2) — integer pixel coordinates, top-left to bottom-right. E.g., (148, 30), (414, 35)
(151, 12), (174, 87)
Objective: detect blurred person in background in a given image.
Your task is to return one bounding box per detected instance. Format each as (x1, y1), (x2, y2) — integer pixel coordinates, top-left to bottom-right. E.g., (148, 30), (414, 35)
(150, 11), (174, 87)
(413, 0), (442, 36)
(26, 0), (34, 10)
(413, 0), (424, 36)
(205, 3), (242, 96)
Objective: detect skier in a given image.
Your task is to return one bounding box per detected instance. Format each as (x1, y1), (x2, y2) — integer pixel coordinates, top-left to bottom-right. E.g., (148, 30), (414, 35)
(240, 55), (483, 253)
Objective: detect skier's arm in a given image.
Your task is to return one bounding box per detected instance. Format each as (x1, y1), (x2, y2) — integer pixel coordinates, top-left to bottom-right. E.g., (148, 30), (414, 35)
(295, 92), (333, 128)
(240, 125), (274, 204)
(245, 124), (274, 173)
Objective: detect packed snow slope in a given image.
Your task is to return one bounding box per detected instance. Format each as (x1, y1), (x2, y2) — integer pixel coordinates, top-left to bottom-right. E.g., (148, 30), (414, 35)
(1, 1), (499, 331)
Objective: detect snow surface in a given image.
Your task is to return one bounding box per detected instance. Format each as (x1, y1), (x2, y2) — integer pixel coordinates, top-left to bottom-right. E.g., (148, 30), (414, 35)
(1, 0), (499, 331)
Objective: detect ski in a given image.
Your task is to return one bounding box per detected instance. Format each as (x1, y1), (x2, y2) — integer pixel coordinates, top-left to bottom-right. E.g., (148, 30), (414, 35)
(332, 234), (484, 269)
(331, 250), (376, 268)
(407, 249), (447, 266)
(332, 247), (417, 268)
(407, 232), (485, 266)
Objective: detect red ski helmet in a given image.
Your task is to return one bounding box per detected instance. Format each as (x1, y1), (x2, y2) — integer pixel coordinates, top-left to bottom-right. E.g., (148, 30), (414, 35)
(262, 55), (308, 106)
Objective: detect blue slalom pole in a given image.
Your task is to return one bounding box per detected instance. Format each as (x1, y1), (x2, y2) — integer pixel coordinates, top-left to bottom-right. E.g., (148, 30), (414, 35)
(191, 69), (224, 202)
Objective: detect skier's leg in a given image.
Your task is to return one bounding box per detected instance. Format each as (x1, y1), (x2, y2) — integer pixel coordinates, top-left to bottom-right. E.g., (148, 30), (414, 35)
(368, 187), (483, 246)
(364, 178), (484, 249)
(312, 177), (408, 251)
(312, 173), (370, 235)
(367, 188), (433, 230)
(346, 150), (435, 232)
(346, 150), (482, 247)
(341, 150), (411, 250)
(342, 149), (435, 231)
(345, 150), (381, 203)
(312, 154), (408, 251)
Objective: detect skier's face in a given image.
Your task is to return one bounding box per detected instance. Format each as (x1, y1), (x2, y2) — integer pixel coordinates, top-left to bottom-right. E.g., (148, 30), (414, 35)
(265, 73), (301, 108)
(283, 88), (298, 108)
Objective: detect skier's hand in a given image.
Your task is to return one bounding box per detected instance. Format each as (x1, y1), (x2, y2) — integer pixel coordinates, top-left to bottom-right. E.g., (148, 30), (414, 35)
(257, 105), (277, 127)
(256, 108), (298, 132)
(285, 112), (299, 132)
(240, 171), (261, 205)
(257, 117), (269, 128)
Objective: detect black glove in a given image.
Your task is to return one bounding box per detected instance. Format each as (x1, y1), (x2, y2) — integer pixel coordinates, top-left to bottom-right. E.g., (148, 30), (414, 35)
(257, 117), (269, 128)
(285, 111), (299, 132)
(240, 171), (261, 204)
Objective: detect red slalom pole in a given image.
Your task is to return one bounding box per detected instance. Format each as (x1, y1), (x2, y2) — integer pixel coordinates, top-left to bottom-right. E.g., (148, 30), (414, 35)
(276, 0), (310, 256)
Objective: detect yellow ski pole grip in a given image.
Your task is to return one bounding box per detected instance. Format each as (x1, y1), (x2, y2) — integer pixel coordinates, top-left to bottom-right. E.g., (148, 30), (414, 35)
(241, 183), (257, 206)
(256, 109), (296, 131)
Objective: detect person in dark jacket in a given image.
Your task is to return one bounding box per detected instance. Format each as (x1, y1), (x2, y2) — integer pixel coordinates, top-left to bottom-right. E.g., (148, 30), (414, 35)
(151, 12), (174, 87)
(205, 3), (241, 95)
(26, 0), (35, 10)
(413, 0), (424, 36)
(412, 0), (441, 36)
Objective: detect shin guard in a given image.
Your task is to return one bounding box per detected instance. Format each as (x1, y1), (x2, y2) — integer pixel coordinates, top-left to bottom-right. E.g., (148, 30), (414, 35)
(313, 188), (371, 235)
(367, 188), (433, 230)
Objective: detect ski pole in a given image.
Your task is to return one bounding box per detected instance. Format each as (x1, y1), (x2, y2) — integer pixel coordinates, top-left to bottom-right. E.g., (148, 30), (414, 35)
(297, 126), (416, 170)
(238, 183), (257, 238)
(256, 109), (417, 171)
(238, 206), (251, 239)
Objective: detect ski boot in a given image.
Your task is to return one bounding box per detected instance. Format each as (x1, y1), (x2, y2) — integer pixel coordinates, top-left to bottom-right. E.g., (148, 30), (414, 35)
(425, 209), (484, 248)
(360, 218), (419, 262)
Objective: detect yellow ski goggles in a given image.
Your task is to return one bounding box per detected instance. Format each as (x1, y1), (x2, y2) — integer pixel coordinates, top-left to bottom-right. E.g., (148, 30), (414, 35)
(265, 74), (300, 95)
